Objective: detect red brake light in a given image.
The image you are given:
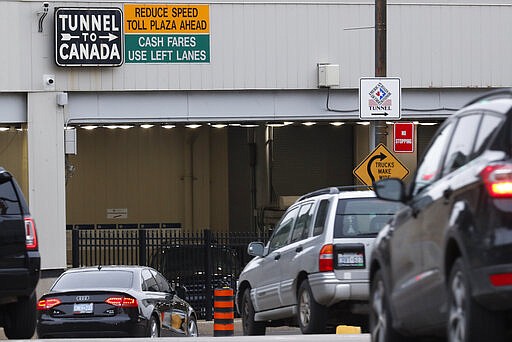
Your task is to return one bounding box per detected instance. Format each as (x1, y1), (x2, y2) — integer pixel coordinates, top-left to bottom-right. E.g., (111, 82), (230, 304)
(481, 164), (512, 198)
(37, 298), (61, 310)
(105, 296), (138, 308)
(489, 273), (512, 287)
(319, 244), (334, 272)
(24, 217), (38, 250)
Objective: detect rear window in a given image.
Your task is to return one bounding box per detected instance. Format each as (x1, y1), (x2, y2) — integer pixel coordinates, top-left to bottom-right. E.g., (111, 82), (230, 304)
(0, 179), (22, 215)
(51, 270), (134, 291)
(333, 198), (403, 238)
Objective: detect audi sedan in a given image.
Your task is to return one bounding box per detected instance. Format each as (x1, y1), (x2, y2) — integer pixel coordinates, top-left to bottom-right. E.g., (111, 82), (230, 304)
(36, 265), (198, 338)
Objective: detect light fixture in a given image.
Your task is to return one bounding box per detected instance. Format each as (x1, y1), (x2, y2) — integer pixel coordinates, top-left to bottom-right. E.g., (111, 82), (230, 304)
(330, 122), (344, 127)
(357, 122), (370, 126)
(211, 123), (227, 128)
(186, 124), (201, 129)
(105, 125), (118, 129)
(302, 122), (316, 126)
(0, 127), (9, 132)
(82, 125), (98, 130)
(140, 124), (154, 129)
(418, 122), (438, 126)
(267, 122), (293, 128)
(228, 123), (241, 127)
(118, 125), (133, 129)
(240, 123), (259, 128)
(162, 124), (175, 129)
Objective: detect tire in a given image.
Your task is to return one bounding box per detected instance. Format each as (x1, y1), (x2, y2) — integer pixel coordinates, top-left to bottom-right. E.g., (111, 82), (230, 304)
(447, 258), (506, 342)
(297, 279), (327, 334)
(370, 270), (409, 342)
(4, 293), (37, 339)
(241, 289), (266, 335)
(148, 315), (160, 338)
(188, 315), (199, 337)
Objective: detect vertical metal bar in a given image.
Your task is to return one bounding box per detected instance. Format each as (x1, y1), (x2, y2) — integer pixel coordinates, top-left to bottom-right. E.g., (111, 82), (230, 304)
(204, 229), (213, 321)
(72, 227), (79, 268)
(139, 229), (147, 266)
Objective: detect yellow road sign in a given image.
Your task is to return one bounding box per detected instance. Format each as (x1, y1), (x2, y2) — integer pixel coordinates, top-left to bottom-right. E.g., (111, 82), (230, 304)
(353, 143), (409, 186)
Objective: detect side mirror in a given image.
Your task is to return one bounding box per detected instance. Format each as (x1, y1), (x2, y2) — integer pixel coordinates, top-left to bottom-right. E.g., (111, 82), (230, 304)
(247, 241), (265, 257)
(374, 178), (406, 202)
(175, 284), (188, 299)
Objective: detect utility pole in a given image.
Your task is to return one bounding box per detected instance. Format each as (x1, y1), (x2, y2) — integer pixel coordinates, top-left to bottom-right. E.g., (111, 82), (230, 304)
(373, 0), (388, 146)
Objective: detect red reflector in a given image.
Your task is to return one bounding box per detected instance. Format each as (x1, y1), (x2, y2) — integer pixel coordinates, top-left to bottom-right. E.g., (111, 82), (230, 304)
(24, 217), (38, 250)
(319, 244), (334, 272)
(37, 298), (62, 310)
(481, 164), (512, 198)
(105, 296), (138, 308)
(490, 273), (512, 287)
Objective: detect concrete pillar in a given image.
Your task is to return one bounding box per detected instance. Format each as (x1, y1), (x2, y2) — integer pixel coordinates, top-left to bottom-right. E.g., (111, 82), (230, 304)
(27, 92), (66, 270)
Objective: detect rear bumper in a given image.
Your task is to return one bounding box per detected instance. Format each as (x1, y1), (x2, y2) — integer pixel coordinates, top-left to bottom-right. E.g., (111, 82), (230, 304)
(471, 263), (512, 311)
(0, 253), (40, 299)
(37, 314), (148, 338)
(308, 272), (369, 307)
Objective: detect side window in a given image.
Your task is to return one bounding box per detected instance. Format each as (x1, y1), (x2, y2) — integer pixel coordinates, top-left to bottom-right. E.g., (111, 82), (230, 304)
(313, 200), (330, 236)
(413, 121), (455, 195)
(442, 114), (481, 176)
(152, 270), (171, 293)
(290, 203), (314, 243)
(268, 207), (299, 253)
(0, 180), (21, 215)
(474, 113), (503, 155)
(141, 269), (159, 292)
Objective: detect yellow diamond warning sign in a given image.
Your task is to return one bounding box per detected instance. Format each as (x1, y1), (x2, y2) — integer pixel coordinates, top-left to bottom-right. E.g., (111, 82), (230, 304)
(353, 143), (409, 186)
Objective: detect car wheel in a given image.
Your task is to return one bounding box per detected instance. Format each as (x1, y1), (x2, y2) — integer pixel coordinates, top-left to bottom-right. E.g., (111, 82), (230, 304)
(241, 289), (266, 335)
(447, 258), (505, 342)
(297, 279), (327, 334)
(370, 270), (409, 342)
(4, 292), (36, 339)
(188, 316), (199, 337)
(148, 315), (160, 338)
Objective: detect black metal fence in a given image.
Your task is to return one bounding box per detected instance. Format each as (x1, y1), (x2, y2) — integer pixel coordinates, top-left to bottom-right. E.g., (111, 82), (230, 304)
(71, 227), (269, 320)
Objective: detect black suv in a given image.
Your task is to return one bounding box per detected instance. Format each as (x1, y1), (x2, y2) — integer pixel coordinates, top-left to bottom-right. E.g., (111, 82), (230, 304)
(369, 89), (512, 342)
(0, 168), (40, 339)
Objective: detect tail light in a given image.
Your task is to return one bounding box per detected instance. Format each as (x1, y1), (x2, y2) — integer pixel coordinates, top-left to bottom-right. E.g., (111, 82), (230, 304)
(319, 244), (334, 272)
(37, 298), (62, 310)
(105, 296), (138, 308)
(489, 273), (512, 287)
(24, 216), (38, 250)
(480, 164), (512, 198)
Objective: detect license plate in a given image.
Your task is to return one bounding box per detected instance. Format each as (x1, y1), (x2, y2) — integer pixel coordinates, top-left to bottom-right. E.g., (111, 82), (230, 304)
(338, 252), (364, 267)
(73, 303), (93, 314)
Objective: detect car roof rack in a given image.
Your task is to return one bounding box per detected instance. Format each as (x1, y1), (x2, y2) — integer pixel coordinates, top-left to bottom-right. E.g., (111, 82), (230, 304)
(464, 88), (512, 107)
(296, 185), (372, 202)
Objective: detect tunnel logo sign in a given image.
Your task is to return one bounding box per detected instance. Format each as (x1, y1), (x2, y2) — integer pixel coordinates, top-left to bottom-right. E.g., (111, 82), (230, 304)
(360, 78), (401, 120)
(353, 144), (409, 186)
(55, 8), (123, 66)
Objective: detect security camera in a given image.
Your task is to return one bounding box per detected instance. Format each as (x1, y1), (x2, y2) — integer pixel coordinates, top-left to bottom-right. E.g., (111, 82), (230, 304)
(43, 2), (49, 8)
(43, 74), (55, 89)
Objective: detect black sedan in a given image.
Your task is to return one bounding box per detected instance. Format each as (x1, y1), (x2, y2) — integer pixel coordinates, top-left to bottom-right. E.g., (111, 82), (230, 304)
(37, 265), (198, 338)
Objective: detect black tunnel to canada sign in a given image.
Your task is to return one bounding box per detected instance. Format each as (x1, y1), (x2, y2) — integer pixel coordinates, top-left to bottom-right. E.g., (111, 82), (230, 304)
(55, 8), (123, 66)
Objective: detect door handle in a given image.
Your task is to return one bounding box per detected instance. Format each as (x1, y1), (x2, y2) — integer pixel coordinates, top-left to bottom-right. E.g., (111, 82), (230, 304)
(274, 254), (281, 260)
(295, 246), (303, 253)
(443, 187), (453, 199)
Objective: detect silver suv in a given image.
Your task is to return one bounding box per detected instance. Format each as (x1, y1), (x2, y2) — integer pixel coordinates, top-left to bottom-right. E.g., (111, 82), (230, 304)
(236, 186), (403, 335)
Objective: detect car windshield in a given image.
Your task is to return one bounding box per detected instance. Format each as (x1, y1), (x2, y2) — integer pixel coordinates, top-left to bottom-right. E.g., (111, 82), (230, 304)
(333, 198), (403, 238)
(51, 270), (134, 291)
